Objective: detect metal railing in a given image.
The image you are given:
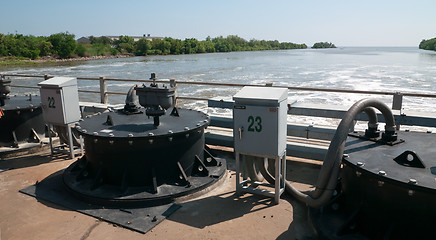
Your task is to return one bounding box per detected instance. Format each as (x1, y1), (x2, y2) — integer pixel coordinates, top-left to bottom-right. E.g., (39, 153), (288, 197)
(4, 73), (436, 160)
(4, 73), (436, 120)
(5, 73), (436, 129)
(4, 73), (436, 106)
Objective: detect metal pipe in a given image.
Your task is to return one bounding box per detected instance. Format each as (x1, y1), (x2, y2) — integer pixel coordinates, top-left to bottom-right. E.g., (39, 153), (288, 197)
(257, 158), (275, 185)
(363, 107), (378, 131)
(244, 156), (265, 182)
(125, 84), (138, 106)
(292, 98), (396, 207)
(255, 99), (395, 207)
(311, 102), (390, 199)
(363, 107), (378, 125)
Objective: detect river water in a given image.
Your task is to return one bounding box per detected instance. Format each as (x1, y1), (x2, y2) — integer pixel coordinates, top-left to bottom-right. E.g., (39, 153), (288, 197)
(2, 47), (436, 127)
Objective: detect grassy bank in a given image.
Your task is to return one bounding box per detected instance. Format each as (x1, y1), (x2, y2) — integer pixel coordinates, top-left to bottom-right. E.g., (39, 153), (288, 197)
(0, 55), (132, 67)
(0, 57), (43, 67)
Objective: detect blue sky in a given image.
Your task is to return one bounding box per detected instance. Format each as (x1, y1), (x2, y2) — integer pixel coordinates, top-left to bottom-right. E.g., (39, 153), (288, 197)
(1, 0), (435, 47)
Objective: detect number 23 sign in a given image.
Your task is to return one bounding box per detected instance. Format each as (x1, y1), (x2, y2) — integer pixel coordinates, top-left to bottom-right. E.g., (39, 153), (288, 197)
(247, 115), (262, 132)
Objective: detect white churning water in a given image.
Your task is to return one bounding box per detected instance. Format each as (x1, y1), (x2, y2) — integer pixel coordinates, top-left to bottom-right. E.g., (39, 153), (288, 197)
(3, 47), (436, 129)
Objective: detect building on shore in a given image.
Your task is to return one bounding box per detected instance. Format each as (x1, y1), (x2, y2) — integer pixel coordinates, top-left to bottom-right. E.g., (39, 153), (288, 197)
(76, 36), (91, 44)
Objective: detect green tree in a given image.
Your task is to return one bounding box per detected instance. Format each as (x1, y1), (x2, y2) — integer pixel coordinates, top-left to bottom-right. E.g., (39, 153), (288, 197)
(48, 32), (77, 58)
(183, 38), (200, 54)
(114, 35), (135, 54)
(89, 36), (112, 45)
(419, 38), (436, 51)
(212, 36), (231, 52)
(195, 41), (206, 53)
(155, 39), (171, 55)
(0, 33), (308, 60)
(75, 43), (87, 57)
(164, 37), (183, 54)
(204, 41), (215, 53)
(0, 34), (7, 56)
(135, 38), (151, 55)
(37, 38), (52, 56)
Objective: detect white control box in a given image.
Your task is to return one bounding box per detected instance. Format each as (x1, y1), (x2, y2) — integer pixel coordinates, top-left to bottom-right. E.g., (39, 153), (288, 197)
(38, 77), (80, 125)
(233, 86), (288, 156)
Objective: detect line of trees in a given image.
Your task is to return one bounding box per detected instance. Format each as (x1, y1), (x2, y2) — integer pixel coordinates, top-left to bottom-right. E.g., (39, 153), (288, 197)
(81, 35), (307, 56)
(419, 38), (436, 51)
(0, 32), (307, 60)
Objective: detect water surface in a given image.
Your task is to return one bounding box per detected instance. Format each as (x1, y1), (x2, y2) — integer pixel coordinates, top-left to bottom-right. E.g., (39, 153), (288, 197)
(2, 47), (436, 126)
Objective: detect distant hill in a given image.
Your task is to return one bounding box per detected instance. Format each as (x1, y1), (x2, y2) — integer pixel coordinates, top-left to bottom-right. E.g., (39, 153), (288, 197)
(419, 38), (436, 51)
(312, 42), (336, 49)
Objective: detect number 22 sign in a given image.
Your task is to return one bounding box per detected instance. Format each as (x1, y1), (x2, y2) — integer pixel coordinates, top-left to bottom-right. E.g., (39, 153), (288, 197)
(47, 96), (56, 108)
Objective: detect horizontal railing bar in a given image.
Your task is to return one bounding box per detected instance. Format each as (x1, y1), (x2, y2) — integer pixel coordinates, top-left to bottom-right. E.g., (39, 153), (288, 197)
(10, 85), (39, 89)
(6, 73), (436, 98)
(106, 91), (125, 95)
(3, 74), (46, 78)
(10, 85), (210, 100)
(78, 89), (99, 94)
(76, 77), (101, 81)
(177, 96), (208, 101)
(209, 99), (436, 128)
(286, 86), (436, 98)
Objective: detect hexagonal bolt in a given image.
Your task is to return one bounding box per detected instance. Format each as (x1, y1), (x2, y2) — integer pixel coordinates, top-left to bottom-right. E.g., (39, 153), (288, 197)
(409, 178), (417, 184)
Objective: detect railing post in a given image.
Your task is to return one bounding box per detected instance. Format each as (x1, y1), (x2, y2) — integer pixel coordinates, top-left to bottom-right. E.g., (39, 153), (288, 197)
(99, 76), (108, 104)
(169, 78), (176, 88)
(170, 78), (177, 105)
